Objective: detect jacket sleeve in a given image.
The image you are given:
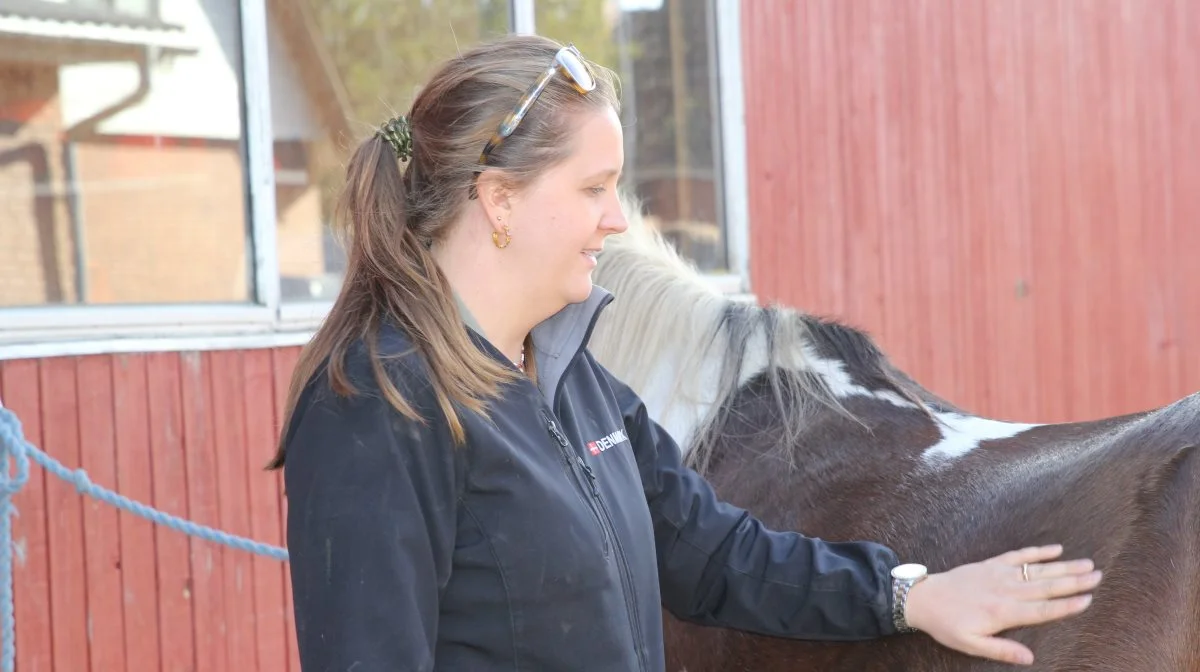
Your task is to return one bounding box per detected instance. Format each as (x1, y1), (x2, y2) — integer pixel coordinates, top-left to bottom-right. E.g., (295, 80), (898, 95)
(282, 364), (462, 671)
(599, 366), (902, 641)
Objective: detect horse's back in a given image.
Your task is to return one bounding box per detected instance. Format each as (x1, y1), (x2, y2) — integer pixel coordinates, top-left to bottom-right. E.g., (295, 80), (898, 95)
(899, 392), (1200, 670)
(1046, 391), (1200, 671)
(665, 391), (1200, 671)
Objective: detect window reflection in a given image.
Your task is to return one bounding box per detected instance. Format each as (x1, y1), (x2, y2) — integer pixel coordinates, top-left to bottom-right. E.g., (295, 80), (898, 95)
(275, 0), (510, 302)
(0, 0), (251, 306)
(536, 0), (727, 272)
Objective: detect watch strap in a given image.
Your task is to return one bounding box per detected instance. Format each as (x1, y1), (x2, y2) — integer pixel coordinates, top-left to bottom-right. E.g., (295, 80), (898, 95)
(892, 576), (920, 633)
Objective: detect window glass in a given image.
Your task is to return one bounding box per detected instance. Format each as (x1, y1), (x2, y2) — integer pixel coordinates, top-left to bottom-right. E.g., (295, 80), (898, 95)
(0, 0), (252, 306)
(536, 0), (727, 272)
(273, 0), (510, 302)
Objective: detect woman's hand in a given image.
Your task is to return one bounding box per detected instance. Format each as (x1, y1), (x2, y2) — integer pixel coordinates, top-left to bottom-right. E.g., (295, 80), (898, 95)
(904, 544), (1101, 666)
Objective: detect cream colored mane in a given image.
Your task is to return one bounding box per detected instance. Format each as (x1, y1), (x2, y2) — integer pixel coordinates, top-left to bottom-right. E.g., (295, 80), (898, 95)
(589, 193), (858, 469)
(589, 194), (757, 404)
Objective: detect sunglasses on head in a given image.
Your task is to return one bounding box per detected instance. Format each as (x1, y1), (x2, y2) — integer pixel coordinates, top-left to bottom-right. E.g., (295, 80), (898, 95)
(477, 44), (597, 167)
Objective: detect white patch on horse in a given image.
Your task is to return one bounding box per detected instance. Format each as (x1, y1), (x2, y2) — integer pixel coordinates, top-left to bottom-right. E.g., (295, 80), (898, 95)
(638, 357), (717, 454)
(800, 345), (918, 409)
(636, 327), (769, 456)
(922, 413), (1039, 462)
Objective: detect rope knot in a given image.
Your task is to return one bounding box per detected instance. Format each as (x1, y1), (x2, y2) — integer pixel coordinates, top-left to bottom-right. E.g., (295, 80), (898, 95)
(0, 409), (30, 500)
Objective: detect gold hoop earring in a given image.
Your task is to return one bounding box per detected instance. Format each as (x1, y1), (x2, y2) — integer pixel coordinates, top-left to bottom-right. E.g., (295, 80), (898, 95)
(492, 225), (511, 249)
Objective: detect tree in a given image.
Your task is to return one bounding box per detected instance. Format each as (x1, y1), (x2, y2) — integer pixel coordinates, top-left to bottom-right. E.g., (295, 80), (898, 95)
(307, 0), (510, 127)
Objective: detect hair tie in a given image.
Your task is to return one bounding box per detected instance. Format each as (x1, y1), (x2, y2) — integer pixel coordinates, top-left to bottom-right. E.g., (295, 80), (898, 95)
(377, 115), (413, 162)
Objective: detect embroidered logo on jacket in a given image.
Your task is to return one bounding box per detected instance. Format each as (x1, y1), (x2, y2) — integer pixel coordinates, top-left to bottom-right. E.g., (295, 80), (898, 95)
(587, 429), (630, 455)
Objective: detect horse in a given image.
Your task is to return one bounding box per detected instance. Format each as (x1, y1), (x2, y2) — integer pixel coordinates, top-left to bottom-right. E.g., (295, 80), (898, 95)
(588, 196), (1200, 671)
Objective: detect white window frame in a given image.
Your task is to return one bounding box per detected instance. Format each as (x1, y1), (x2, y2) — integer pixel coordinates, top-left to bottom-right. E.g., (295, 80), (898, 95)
(0, 0), (751, 361)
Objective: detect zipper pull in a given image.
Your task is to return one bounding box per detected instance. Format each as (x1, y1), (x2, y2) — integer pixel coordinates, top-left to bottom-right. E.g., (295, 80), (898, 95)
(541, 411), (570, 447)
(548, 421), (569, 448)
(542, 412), (573, 466)
(576, 456), (600, 497)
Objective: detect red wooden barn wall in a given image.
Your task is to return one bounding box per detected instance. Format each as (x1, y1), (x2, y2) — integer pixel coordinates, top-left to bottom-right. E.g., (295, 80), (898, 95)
(741, 0), (1200, 423)
(0, 349), (303, 672)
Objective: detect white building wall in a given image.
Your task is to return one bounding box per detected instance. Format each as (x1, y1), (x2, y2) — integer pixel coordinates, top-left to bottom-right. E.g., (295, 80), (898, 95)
(57, 0), (317, 141)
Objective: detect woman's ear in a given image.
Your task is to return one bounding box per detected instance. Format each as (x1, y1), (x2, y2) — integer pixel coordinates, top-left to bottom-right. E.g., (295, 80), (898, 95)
(475, 169), (515, 233)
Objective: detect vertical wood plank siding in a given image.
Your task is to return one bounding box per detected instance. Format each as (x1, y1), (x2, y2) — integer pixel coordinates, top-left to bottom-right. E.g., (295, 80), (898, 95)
(741, 0), (1200, 423)
(0, 348), (303, 671)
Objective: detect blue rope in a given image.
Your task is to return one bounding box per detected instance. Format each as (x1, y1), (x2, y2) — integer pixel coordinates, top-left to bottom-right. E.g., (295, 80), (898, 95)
(0, 410), (28, 672)
(0, 406), (289, 672)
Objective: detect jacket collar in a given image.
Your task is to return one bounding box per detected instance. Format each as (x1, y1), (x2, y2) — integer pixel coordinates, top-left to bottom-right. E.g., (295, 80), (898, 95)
(454, 285), (614, 404)
(530, 286), (613, 403)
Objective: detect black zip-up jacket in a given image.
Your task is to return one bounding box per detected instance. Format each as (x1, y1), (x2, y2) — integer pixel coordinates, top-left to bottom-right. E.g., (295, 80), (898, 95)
(282, 286), (902, 671)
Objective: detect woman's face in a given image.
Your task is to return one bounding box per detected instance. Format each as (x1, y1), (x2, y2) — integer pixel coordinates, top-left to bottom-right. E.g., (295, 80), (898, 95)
(503, 105), (629, 309)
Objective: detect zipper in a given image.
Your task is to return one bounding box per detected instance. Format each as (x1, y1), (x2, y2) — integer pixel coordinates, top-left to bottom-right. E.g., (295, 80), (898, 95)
(544, 300), (649, 672)
(544, 393), (650, 672)
(542, 410), (611, 558)
(586, 467), (649, 672)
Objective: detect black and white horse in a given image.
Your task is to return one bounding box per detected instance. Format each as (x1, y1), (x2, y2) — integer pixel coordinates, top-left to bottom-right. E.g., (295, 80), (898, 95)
(588, 196), (1200, 671)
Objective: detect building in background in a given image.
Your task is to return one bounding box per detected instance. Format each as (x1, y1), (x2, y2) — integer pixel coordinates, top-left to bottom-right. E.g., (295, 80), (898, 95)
(0, 0), (353, 307)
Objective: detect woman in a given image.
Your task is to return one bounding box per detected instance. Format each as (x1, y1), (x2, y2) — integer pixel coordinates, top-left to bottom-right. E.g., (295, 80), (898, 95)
(269, 35), (1100, 671)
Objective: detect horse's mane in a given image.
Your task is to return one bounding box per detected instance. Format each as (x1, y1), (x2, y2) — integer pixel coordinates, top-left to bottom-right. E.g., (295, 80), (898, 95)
(590, 193), (934, 474)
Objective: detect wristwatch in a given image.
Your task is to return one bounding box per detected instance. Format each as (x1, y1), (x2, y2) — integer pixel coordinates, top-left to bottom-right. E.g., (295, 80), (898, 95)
(890, 563), (928, 633)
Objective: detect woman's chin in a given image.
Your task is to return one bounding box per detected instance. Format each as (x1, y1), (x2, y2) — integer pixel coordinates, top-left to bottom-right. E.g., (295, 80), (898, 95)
(562, 277), (595, 306)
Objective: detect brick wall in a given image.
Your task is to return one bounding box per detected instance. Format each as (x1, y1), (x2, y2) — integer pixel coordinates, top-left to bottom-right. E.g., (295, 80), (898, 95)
(0, 61), (76, 306)
(274, 138), (327, 294)
(74, 140), (253, 304)
(0, 60), (329, 307)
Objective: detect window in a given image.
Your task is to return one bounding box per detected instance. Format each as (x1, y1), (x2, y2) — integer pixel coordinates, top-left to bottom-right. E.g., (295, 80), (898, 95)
(0, 0), (251, 307)
(0, 0), (747, 355)
(271, 0), (510, 304)
(534, 0), (729, 273)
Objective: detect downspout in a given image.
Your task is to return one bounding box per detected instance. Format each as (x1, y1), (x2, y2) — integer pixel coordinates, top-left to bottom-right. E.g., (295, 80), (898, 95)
(62, 45), (155, 304)
(62, 139), (85, 303)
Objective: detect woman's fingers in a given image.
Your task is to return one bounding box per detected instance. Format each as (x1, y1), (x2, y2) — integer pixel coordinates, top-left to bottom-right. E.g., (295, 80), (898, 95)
(993, 544), (1066, 567)
(957, 635), (1036, 667)
(1022, 557), (1095, 582)
(992, 547), (1101, 602)
(1005, 593), (1094, 629)
(1016, 569), (1103, 601)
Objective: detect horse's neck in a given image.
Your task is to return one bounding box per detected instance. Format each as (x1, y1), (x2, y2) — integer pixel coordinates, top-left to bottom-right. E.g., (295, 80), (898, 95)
(627, 321), (772, 459)
(635, 348), (722, 457)
(630, 317), (1041, 469)
(588, 229), (1038, 465)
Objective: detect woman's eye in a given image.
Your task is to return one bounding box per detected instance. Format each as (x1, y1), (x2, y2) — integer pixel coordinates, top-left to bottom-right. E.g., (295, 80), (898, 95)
(588, 186), (606, 195)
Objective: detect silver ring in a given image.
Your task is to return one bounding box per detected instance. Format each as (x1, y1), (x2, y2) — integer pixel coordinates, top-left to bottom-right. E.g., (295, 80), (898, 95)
(1022, 563), (1030, 582)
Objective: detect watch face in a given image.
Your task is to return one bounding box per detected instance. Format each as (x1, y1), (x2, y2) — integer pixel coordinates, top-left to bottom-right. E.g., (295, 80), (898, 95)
(891, 563), (928, 581)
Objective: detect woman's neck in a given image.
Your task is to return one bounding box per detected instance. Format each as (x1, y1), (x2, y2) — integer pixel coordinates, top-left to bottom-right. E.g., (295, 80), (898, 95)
(431, 233), (542, 368)
(453, 285), (529, 369)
